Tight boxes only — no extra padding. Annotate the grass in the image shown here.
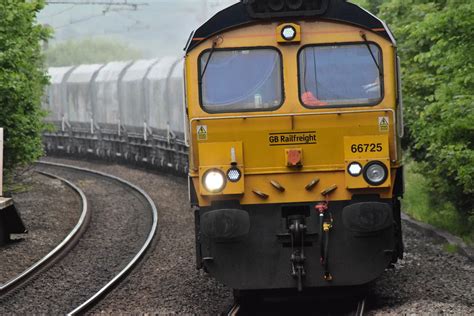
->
[402,161,473,245]
[442,243,459,254]
[3,170,34,196]
[4,182,31,195]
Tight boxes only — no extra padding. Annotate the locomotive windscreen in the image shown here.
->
[299,43,383,107]
[199,48,283,113]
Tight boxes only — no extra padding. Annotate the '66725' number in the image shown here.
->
[351,143,383,153]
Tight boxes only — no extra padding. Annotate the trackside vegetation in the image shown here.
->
[45,38,143,67]
[353,0,473,242]
[0,1,51,179]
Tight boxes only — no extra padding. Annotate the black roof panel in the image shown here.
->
[186,0,394,53]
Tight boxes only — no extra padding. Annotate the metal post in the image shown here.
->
[144,122,147,142]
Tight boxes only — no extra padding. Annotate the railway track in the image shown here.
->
[0,171,89,295]
[227,296,367,316]
[0,161,158,315]
[355,298,366,316]
[3,158,471,314]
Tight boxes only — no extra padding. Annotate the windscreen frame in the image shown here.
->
[297,41,385,109]
[198,46,285,114]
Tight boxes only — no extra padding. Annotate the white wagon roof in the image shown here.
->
[147,57,180,80]
[95,61,132,83]
[121,59,158,82]
[49,66,75,84]
[67,64,104,84]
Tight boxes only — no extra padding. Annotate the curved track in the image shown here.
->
[0,171,89,296]
[0,161,159,315]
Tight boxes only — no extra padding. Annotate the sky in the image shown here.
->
[38,0,238,58]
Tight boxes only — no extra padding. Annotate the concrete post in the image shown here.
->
[0,127,27,245]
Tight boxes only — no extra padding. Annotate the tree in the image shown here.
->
[0,0,51,175]
[350,0,384,14]
[378,0,473,235]
[45,38,143,67]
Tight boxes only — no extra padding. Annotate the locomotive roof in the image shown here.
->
[185,0,395,53]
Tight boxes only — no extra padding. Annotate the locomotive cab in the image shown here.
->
[185,0,404,292]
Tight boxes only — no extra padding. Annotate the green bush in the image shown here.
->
[0,0,51,176]
[46,38,143,67]
[404,162,472,242]
[370,0,473,235]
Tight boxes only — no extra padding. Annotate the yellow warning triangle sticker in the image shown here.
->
[197,125,207,140]
[379,117,389,132]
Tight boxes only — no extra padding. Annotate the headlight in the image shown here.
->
[203,169,226,193]
[363,161,388,186]
[227,167,242,182]
[347,162,363,177]
[281,25,297,41]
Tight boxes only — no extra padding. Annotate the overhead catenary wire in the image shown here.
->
[43,5,76,18]
[46,0,148,6]
[55,13,108,29]
[46,0,228,6]
[42,0,232,47]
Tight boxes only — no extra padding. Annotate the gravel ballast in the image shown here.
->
[368,220,473,315]
[43,158,472,315]
[3,157,472,314]
[0,172,81,283]
[43,157,232,315]
[0,164,153,314]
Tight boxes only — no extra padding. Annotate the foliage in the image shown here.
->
[350,0,383,14]
[0,0,51,176]
[442,243,459,254]
[404,162,472,243]
[45,38,143,67]
[377,0,473,229]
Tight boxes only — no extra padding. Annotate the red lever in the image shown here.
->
[315,202,328,214]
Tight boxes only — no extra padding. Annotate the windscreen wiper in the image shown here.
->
[360,32,383,76]
[198,39,218,86]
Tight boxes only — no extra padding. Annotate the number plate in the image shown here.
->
[344,135,389,159]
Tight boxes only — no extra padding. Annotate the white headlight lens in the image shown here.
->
[281,26,296,41]
[364,162,387,185]
[348,162,363,176]
[227,167,242,182]
[203,169,226,193]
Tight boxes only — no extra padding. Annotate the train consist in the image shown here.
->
[43,57,188,172]
[43,0,405,301]
[186,0,404,296]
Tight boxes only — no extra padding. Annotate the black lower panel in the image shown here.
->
[197,199,396,290]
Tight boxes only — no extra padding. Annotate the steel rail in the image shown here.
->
[227,297,366,315]
[35,161,159,315]
[227,303,240,316]
[355,298,366,316]
[0,171,89,296]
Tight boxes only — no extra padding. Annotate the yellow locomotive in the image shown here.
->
[185,0,404,292]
